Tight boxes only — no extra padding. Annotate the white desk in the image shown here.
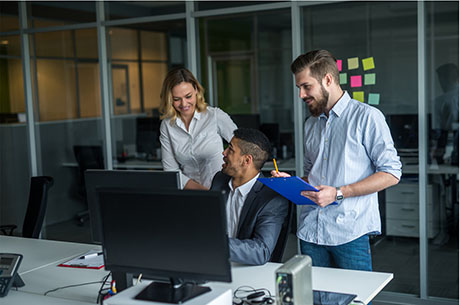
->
[403,163,458,175]
[106,263,392,305]
[8,290,95,305]
[63,159,163,170]
[64,158,297,172]
[2,236,392,305]
[0,236,108,304]
[0,235,100,275]
[262,158,296,172]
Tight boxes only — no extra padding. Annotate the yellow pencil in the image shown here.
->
[273,158,279,173]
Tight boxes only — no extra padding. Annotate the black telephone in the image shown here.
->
[0,253,25,297]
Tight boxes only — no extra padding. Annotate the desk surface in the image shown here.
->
[64,158,458,176]
[2,236,392,305]
[403,163,458,175]
[8,291,95,305]
[63,158,297,172]
[0,235,99,275]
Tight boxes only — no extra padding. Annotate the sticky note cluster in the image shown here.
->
[336,56,380,104]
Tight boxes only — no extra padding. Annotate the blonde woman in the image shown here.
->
[159,67,237,190]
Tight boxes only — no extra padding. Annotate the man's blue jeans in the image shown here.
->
[299,234,372,271]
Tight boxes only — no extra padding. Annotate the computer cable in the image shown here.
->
[44,277,106,297]
[96,272,112,304]
[233,285,274,305]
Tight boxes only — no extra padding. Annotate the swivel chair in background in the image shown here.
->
[0,176,54,238]
[73,145,105,224]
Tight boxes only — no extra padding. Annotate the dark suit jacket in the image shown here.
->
[210,171,289,265]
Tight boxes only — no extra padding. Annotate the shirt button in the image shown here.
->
[325,138,328,142]
[324,157,327,160]
[322,176,325,179]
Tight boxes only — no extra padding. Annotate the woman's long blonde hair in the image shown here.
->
[159,67,207,121]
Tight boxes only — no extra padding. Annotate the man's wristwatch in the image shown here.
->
[335,187,344,201]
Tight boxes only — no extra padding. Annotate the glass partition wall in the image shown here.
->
[108,20,186,165]
[426,1,459,300]
[199,9,294,163]
[0,1,457,303]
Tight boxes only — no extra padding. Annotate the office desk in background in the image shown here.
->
[2,236,392,305]
[62,159,163,170]
[63,158,296,172]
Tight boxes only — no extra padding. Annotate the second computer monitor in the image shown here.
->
[84,169,180,243]
[97,188,231,303]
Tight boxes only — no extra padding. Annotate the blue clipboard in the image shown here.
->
[257,176,337,206]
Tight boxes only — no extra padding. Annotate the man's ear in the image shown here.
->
[323,73,334,87]
[243,154,253,167]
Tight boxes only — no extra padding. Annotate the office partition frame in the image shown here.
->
[6,1,456,304]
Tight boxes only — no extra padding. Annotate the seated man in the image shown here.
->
[210,128,289,265]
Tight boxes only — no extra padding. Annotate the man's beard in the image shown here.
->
[307,85,329,117]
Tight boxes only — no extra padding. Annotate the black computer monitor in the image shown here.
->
[84,170,180,243]
[260,123,280,151]
[230,114,260,130]
[96,188,231,303]
[136,117,160,159]
[386,114,418,149]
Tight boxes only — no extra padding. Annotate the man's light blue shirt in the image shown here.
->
[297,91,402,246]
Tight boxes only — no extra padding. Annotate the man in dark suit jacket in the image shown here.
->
[210,128,289,265]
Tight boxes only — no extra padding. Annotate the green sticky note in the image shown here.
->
[348,57,359,70]
[362,57,375,70]
[364,73,376,85]
[368,93,380,105]
[353,91,365,103]
[340,73,347,85]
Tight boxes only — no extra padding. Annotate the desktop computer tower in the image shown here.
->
[276,255,313,305]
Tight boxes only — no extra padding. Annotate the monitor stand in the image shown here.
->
[134,278,211,304]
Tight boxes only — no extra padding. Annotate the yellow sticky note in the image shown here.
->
[362,57,375,71]
[339,73,347,85]
[353,91,365,103]
[348,57,359,70]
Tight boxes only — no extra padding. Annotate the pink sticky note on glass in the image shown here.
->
[350,75,362,87]
[337,60,342,71]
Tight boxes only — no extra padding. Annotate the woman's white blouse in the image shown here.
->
[160,107,237,189]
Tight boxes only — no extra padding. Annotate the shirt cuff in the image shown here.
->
[179,172,190,189]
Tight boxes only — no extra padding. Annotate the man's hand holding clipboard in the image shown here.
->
[267,170,338,207]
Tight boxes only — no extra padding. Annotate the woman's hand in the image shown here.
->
[184,179,209,190]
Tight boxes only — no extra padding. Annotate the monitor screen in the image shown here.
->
[260,123,280,150]
[136,117,160,157]
[84,170,180,243]
[386,114,418,149]
[96,188,231,302]
[230,114,260,130]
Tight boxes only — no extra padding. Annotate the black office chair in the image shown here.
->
[270,201,294,263]
[73,145,105,224]
[0,176,54,238]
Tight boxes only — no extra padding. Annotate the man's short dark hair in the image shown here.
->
[233,128,271,171]
[291,49,340,85]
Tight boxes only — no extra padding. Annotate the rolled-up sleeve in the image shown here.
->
[364,108,402,180]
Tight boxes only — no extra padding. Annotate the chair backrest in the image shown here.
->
[73,145,105,196]
[22,176,54,238]
[270,201,294,263]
